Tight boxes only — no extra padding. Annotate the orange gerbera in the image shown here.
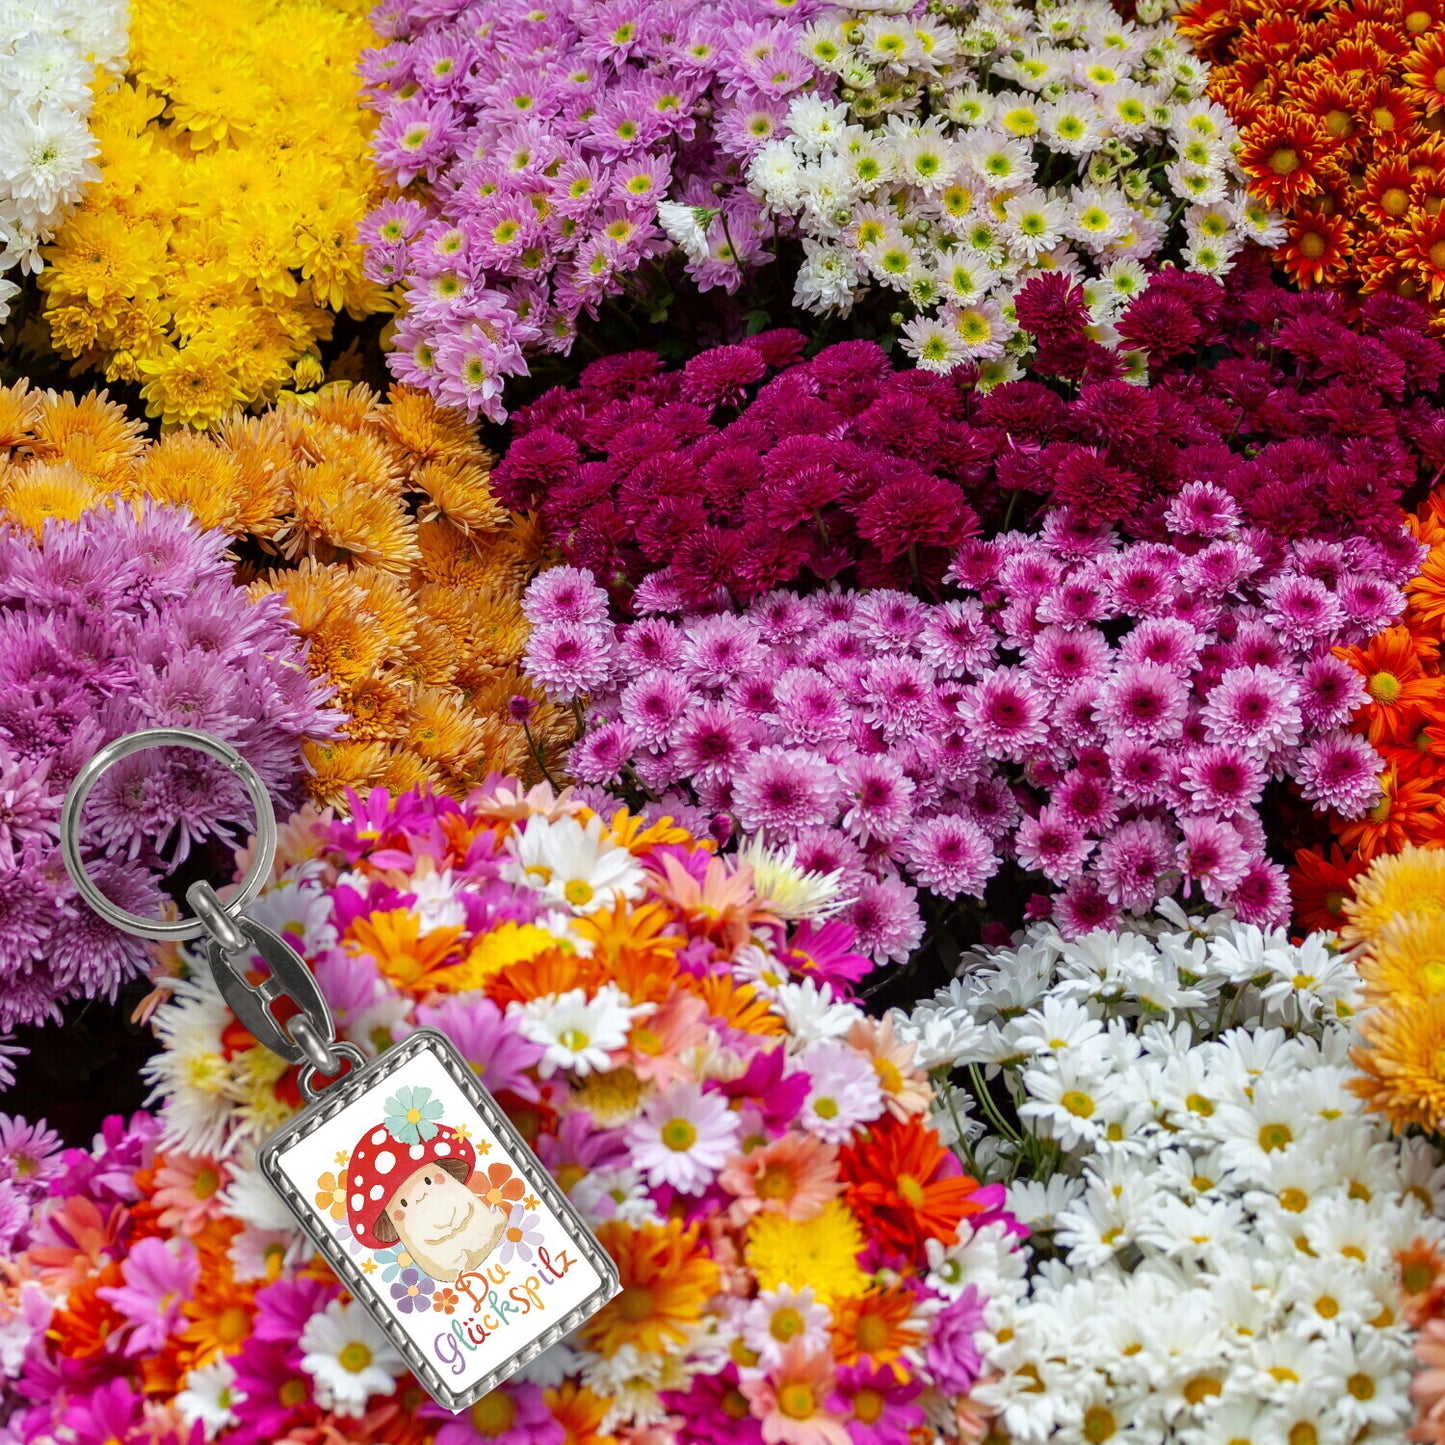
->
[580,1219,720,1358]
[688,975,786,1036]
[1237,108,1340,209]
[830,1284,926,1373]
[344,908,465,992]
[1290,846,1368,934]
[1336,766,1445,861]
[1337,627,1445,747]
[545,1381,617,1445]
[838,1115,986,1260]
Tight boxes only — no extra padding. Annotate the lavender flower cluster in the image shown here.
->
[522,512,1413,952]
[0,505,338,1032]
[361,0,816,421]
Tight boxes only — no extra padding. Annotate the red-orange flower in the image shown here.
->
[838,1115,984,1260]
[1403,32,1445,114]
[1237,108,1341,208]
[1338,627,1445,748]
[1337,766,1445,861]
[1291,846,1369,935]
[1279,208,1352,287]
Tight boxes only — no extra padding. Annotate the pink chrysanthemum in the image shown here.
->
[902,815,998,900]
[732,746,840,838]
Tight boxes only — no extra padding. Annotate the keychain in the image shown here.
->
[59,726,620,1413]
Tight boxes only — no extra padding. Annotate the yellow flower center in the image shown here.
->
[1278,1187,1308,1212]
[1258,1122,1293,1152]
[661,1117,698,1152]
[279,1379,309,1408]
[616,1286,655,1323]
[1299,231,1327,260]
[558,1027,591,1052]
[564,879,595,907]
[1347,1373,1375,1400]
[756,1163,796,1201]
[1368,670,1403,704]
[193,1166,220,1199]
[469,1392,518,1437]
[1185,1093,1214,1116]
[814,1097,839,1120]
[1315,1295,1339,1318]
[770,1306,805,1341]
[778,1383,816,1420]
[1269,148,1300,175]
[853,1388,885,1425]
[338,1341,373,1373]
[898,1174,926,1209]
[1182,1375,1223,1405]
[217,1306,249,1346]
[1083,1406,1117,1442]
[723,1388,752,1420]
[856,1312,891,1354]
[1061,1089,1095,1118]
[1290,1426,1319,1445]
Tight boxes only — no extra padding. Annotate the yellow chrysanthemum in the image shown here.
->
[0,462,108,535]
[1359,913,1445,1007]
[745,1200,869,1305]
[1351,996,1445,1132]
[40,0,393,425]
[1342,846,1445,949]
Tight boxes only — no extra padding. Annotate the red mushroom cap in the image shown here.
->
[345,1120,477,1250]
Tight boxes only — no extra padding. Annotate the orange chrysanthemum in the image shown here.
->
[1180,0,1445,324]
[580,1219,721,1358]
[1237,108,1340,209]
[838,1115,986,1259]
[830,1285,926,1374]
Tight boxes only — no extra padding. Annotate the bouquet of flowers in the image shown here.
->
[899,904,1445,1443]
[0,780,1024,1444]
[0,378,568,806]
[743,0,1276,370]
[359,0,815,422]
[1177,0,1445,307]
[0,0,126,323]
[37,0,391,427]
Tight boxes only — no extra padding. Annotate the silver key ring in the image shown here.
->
[59,727,279,942]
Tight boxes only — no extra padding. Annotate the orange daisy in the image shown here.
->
[545,1381,617,1445]
[830,1284,926,1374]
[838,1115,986,1260]
[1336,627,1445,748]
[1337,766,1445,861]
[1279,208,1353,288]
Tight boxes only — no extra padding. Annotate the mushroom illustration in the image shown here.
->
[346,1108,509,1284]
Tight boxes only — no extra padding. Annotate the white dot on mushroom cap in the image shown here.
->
[352,1175,363,1187]
[375,1150,396,1176]
[409,1144,425,1160]
[369,1184,384,1201]
[351,1193,364,1210]
[435,1142,452,1156]
[371,1129,387,1146]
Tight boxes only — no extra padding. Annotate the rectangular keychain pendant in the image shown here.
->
[259,1027,620,1412]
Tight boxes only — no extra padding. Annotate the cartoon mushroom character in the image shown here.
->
[346,1093,509,1284]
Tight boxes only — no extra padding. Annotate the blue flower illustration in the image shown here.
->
[382,1084,443,1144]
[372,1243,421,1282]
[390,1268,435,1314]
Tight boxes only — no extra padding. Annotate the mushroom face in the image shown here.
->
[383,1163,508,1282]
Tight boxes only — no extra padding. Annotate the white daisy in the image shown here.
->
[514,983,650,1077]
[299,1299,405,1417]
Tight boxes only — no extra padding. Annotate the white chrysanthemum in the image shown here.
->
[142,974,239,1156]
[299,1299,405,1417]
[0,0,126,313]
[656,200,713,264]
[793,236,859,312]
